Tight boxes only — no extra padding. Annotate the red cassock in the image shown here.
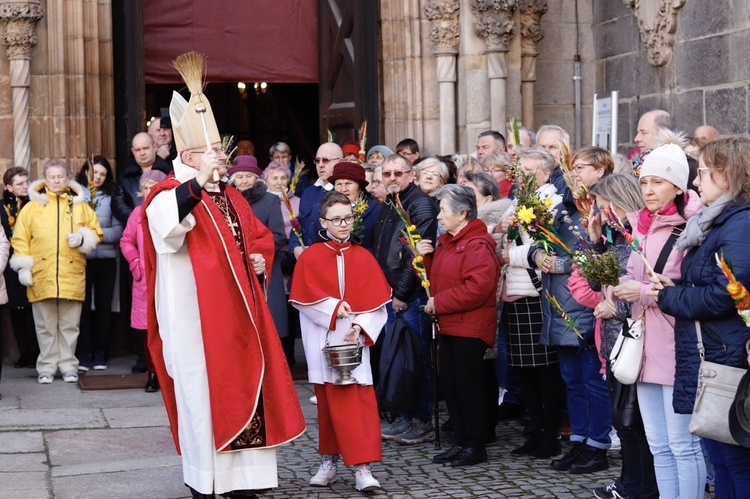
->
[142,177,305,454]
[289,239,392,321]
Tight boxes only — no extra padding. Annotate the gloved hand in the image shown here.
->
[18,268,32,287]
[129,258,143,281]
[66,232,83,248]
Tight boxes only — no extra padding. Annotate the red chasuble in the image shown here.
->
[142,177,305,453]
[289,239,392,328]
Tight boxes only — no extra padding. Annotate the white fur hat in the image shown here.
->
[639,130,689,192]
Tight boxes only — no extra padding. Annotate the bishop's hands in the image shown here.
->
[195,147,226,186]
[249,254,266,275]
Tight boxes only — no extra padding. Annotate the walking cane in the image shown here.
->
[430,313,441,450]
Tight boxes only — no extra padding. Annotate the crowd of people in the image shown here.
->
[2,87,750,498]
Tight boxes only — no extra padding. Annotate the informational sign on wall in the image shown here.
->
[592,91,619,155]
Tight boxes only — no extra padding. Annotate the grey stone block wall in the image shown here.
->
[533,1,750,152]
[590,0,750,151]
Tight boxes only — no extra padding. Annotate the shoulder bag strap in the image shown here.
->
[694,320,704,359]
[517,237,543,293]
[652,223,686,275]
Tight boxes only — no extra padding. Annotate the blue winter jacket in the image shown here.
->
[538,196,596,347]
[658,201,750,414]
[87,192,123,260]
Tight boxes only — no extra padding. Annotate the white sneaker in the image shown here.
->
[62,371,79,383]
[310,395,318,405]
[37,373,53,384]
[310,459,337,486]
[354,463,381,492]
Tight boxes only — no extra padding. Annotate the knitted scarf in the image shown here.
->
[675,193,732,251]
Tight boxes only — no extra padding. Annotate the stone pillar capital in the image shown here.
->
[423,1,460,53]
[0,0,43,61]
[518,0,547,59]
[469,0,517,52]
[623,0,686,66]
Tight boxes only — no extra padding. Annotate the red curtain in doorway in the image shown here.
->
[143,0,318,84]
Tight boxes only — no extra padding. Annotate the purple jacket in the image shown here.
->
[620,191,702,386]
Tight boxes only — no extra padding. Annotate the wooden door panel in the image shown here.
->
[319,0,379,146]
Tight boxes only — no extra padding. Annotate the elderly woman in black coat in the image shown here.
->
[240,168,290,358]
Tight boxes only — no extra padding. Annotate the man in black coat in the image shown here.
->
[373,154,438,445]
[112,132,172,225]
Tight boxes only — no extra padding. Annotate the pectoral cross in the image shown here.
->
[226,218,239,237]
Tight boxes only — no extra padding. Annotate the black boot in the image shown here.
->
[145,372,159,393]
[433,444,464,463]
[568,445,609,474]
[450,446,488,467]
[550,441,585,470]
[13,354,29,369]
[219,491,259,498]
[511,430,542,456]
[531,430,561,459]
[187,485,215,498]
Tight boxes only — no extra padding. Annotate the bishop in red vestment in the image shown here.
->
[142,52,304,498]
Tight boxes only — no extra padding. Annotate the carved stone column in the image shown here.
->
[518,0,546,130]
[424,1,460,155]
[0,0,43,169]
[623,0,685,66]
[470,0,516,132]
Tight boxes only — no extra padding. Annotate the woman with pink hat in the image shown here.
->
[228,155,262,192]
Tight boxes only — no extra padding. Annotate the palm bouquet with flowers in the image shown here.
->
[558,141,594,227]
[351,194,368,240]
[82,157,99,211]
[599,205,656,276]
[507,116,522,150]
[281,158,308,248]
[716,252,750,327]
[387,194,430,294]
[506,167,573,257]
[561,211,623,287]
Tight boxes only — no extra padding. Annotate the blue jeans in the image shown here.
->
[703,438,750,499]
[637,382,706,499]
[557,346,611,449]
[494,322,521,405]
[385,293,433,422]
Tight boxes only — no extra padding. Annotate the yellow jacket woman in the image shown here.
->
[9,160,102,384]
[11,177,102,302]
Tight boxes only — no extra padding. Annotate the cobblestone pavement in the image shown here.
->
[279,383,621,499]
[0,355,624,498]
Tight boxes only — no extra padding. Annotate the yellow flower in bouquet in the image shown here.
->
[517,206,536,224]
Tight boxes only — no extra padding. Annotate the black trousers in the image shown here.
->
[438,334,488,449]
[10,307,37,358]
[77,258,117,357]
[513,364,565,437]
[606,362,658,498]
